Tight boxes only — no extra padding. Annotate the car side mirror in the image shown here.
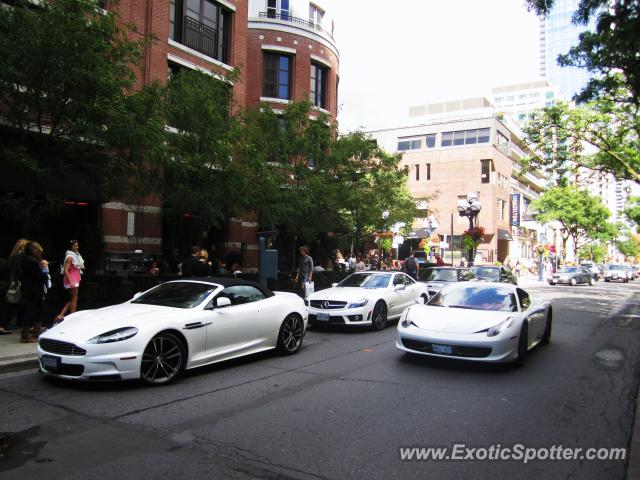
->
[332,283,338,287]
[216,297,232,308]
[394,284,406,291]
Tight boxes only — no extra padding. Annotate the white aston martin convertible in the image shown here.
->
[396,282,552,365]
[306,271,429,330]
[37,278,307,385]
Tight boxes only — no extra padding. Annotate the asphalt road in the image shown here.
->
[1,281,639,479]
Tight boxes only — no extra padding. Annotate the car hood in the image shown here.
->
[309,287,383,302]
[406,305,513,334]
[41,302,188,343]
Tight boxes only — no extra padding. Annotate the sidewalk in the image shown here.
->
[0,328,38,373]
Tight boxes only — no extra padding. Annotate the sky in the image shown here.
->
[334,0,541,133]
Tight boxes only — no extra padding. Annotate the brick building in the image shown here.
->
[368,97,546,265]
[99,0,339,270]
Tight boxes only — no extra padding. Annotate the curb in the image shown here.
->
[0,354,38,375]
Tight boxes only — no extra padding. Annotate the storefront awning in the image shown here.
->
[497,229,513,241]
[406,228,431,239]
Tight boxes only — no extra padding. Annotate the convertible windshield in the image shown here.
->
[428,286,518,312]
[338,273,392,289]
[131,282,217,308]
[421,269,457,282]
[472,267,500,279]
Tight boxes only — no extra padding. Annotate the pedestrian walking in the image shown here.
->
[0,238,29,334]
[54,240,85,323]
[21,242,49,342]
[403,253,419,280]
[181,246,203,277]
[355,255,366,272]
[295,246,314,297]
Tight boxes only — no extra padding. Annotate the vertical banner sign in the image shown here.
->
[511,194,521,226]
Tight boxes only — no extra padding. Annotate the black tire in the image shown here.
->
[541,308,552,345]
[548,281,555,285]
[276,314,304,355]
[370,301,388,331]
[140,332,186,386]
[515,323,528,367]
[605,278,610,282]
[570,278,577,286]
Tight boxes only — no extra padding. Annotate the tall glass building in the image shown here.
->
[539,0,594,100]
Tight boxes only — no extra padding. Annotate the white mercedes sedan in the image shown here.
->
[396,282,552,365]
[306,272,429,330]
[37,278,307,385]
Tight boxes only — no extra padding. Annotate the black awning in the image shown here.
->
[497,229,513,241]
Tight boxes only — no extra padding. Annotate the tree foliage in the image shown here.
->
[531,185,612,258]
[523,0,640,184]
[0,0,164,199]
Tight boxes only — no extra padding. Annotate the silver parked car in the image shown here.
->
[604,264,630,283]
[549,267,595,286]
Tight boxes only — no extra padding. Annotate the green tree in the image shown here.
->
[531,185,612,258]
[526,0,640,106]
[163,68,246,242]
[624,196,640,231]
[0,0,165,229]
[617,237,639,261]
[578,242,607,263]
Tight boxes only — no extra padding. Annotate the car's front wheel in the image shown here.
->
[570,278,577,286]
[541,308,552,345]
[370,301,387,331]
[515,323,528,367]
[589,277,595,286]
[276,314,304,355]
[140,332,185,385]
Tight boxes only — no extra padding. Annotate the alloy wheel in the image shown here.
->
[370,302,387,331]
[278,315,304,354]
[141,333,184,385]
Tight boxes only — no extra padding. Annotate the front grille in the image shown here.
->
[309,300,348,310]
[39,339,87,356]
[401,338,492,358]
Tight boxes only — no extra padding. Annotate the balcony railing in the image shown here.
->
[258,12,334,40]
[183,16,222,61]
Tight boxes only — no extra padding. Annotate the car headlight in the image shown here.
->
[486,317,514,337]
[400,307,413,328]
[87,327,138,344]
[348,298,368,308]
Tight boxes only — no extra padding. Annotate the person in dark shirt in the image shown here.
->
[21,242,49,342]
[181,246,202,278]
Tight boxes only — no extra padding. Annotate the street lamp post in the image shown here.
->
[457,192,482,266]
[537,245,545,282]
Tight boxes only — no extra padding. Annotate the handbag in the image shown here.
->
[5,279,23,304]
[304,281,315,298]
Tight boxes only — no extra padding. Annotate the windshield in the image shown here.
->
[608,265,623,270]
[561,267,578,273]
[428,285,518,312]
[473,267,500,279]
[131,282,217,308]
[421,269,457,282]
[338,273,391,289]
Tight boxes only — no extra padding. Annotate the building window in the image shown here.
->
[497,199,505,221]
[441,128,490,147]
[170,0,231,64]
[263,53,292,99]
[267,0,290,20]
[481,159,493,184]
[415,164,420,181]
[426,163,431,180]
[497,131,509,154]
[545,91,554,99]
[309,3,324,26]
[310,63,327,108]
[425,134,436,148]
[397,138,421,151]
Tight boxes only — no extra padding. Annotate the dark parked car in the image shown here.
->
[549,266,594,286]
[419,267,475,297]
[470,265,518,285]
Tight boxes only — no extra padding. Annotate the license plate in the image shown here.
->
[432,344,453,355]
[42,355,60,370]
[317,313,330,321]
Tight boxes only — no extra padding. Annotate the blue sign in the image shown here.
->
[511,194,521,226]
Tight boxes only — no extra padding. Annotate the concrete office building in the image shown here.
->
[368,98,546,265]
